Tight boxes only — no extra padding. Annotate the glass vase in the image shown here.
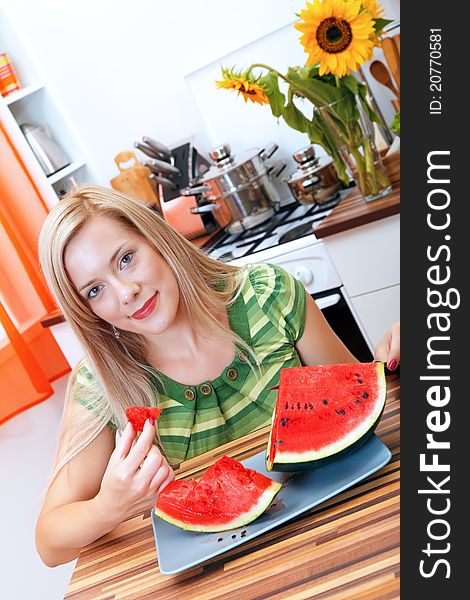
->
[318,97,392,203]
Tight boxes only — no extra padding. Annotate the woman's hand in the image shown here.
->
[374,321,400,371]
[95,418,174,522]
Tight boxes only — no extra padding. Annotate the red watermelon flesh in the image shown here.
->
[155,455,282,532]
[267,362,386,471]
[126,406,162,432]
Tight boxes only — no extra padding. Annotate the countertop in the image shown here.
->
[314,157,400,239]
[64,375,400,600]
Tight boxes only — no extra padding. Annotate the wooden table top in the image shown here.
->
[315,162,400,239]
[65,375,399,600]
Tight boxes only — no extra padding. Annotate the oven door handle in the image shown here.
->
[315,293,341,310]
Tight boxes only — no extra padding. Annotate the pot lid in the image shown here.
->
[284,156,334,183]
[195,144,264,183]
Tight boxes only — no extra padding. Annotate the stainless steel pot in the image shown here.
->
[284,145,341,205]
[181,143,285,230]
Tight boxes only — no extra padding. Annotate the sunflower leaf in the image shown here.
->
[286,67,350,108]
[357,83,381,124]
[373,18,393,37]
[282,100,310,133]
[340,75,359,96]
[259,71,285,118]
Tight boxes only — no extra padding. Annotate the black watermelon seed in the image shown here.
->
[280,418,289,427]
[277,440,284,444]
[322,399,328,405]
[241,531,247,537]
[218,538,223,542]
[291,404,294,410]
[341,409,346,415]
[231,534,236,539]
[304,403,308,409]
[357,379,363,384]
[285,402,289,410]
[355,373,360,377]
[309,403,313,409]
[297,402,301,409]
[362,391,369,398]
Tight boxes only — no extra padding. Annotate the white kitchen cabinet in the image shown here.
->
[323,215,400,345]
[0,7,96,209]
[349,284,400,349]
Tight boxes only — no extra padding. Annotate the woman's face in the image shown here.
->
[64,215,180,337]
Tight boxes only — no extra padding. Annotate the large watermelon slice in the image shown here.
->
[266,362,387,471]
[155,455,282,532]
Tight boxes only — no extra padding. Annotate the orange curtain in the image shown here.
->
[0,122,70,425]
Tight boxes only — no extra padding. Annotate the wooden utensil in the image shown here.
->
[381,37,400,91]
[110,151,162,211]
[369,60,400,100]
[393,33,400,56]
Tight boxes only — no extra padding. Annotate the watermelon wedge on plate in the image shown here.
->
[155,455,282,532]
[267,362,387,471]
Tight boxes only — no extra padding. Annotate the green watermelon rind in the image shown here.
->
[154,480,282,532]
[266,362,387,472]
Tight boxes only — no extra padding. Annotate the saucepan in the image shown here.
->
[284,145,341,205]
[181,143,286,226]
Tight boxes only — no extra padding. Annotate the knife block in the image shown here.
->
[111,151,161,211]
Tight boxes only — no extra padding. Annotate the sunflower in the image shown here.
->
[295,0,376,77]
[362,0,384,20]
[216,68,269,105]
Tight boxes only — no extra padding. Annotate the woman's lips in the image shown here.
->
[131,293,158,320]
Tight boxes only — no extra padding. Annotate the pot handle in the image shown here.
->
[258,143,279,160]
[266,160,287,178]
[181,185,210,196]
[190,203,220,214]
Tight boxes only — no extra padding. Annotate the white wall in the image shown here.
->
[2,0,400,186]
[0,376,76,600]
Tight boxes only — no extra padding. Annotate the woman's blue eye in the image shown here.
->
[120,252,133,268]
[87,285,101,299]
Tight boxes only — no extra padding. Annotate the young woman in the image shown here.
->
[35,185,397,567]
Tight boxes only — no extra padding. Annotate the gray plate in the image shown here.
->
[152,434,391,575]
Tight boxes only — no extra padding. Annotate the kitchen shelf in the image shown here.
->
[4,83,44,105]
[1,4,96,205]
[47,160,86,184]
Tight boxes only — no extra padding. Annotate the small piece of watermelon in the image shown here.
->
[266,362,387,471]
[126,406,162,432]
[155,455,282,532]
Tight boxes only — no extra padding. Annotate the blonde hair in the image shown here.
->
[39,185,250,476]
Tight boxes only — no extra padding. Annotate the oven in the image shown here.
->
[312,288,373,362]
[201,190,374,361]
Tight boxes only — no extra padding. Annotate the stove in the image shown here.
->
[200,187,375,361]
[201,192,343,262]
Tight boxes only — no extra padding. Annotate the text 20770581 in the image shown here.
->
[429,28,442,115]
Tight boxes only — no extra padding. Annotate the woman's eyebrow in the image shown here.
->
[78,244,125,292]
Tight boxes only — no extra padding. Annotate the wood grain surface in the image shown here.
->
[64,375,400,600]
[314,165,400,239]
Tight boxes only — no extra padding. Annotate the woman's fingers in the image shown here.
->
[386,324,400,369]
[150,463,174,495]
[138,445,163,485]
[113,422,136,461]
[124,419,157,472]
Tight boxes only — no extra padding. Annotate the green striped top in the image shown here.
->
[70,263,307,466]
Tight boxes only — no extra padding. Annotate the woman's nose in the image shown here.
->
[117,279,140,304]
